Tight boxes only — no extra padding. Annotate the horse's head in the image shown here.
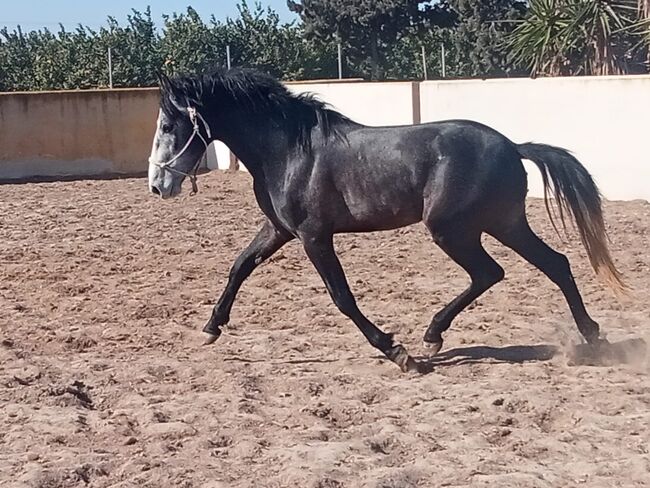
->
[148,72,211,199]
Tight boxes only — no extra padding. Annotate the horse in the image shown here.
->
[147,68,624,373]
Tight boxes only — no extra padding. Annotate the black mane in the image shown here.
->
[160,68,354,151]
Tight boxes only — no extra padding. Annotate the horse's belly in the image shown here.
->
[336,185,423,232]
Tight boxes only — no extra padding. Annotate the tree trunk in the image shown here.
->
[593,29,618,76]
[641,0,650,69]
[640,0,650,17]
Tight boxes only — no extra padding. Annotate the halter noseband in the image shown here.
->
[153,106,212,195]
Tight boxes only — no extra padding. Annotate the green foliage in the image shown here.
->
[0,8,161,91]
[288,0,431,79]
[444,0,528,77]
[1,0,649,92]
[510,0,650,76]
[102,8,162,87]
[0,26,38,91]
[224,1,314,79]
[160,7,223,76]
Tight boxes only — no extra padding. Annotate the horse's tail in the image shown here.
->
[517,142,626,294]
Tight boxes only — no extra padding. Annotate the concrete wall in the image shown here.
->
[287,81,420,125]
[420,75,650,201]
[0,88,160,179]
[2,76,648,201]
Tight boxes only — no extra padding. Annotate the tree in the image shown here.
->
[29,26,102,89]
[0,8,161,91]
[224,1,316,80]
[160,7,224,75]
[2,0,647,92]
[159,2,319,81]
[443,0,528,78]
[0,26,38,91]
[287,0,429,79]
[510,0,650,76]
[99,8,162,87]
[379,0,528,80]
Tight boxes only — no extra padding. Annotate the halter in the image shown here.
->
[153,106,212,195]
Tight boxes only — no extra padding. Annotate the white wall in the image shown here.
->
[419,75,650,200]
[3,77,647,202]
[287,81,419,126]
[206,141,236,171]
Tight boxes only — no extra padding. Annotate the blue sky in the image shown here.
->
[0,1,297,32]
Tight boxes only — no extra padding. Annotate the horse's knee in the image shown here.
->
[477,261,504,290]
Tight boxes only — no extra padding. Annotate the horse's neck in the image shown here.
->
[214,117,290,178]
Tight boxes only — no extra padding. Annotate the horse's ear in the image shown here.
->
[157,70,188,113]
[156,70,172,92]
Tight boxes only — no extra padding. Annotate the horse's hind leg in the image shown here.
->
[491,217,601,343]
[423,226,505,354]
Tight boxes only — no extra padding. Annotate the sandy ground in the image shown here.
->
[0,171,649,488]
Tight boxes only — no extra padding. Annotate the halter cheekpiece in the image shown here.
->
[153,106,212,195]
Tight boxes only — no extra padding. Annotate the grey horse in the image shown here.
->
[147,68,623,372]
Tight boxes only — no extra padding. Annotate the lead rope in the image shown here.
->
[154,106,212,196]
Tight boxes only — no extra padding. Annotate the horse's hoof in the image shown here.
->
[423,339,444,356]
[202,330,221,346]
[389,345,419,373]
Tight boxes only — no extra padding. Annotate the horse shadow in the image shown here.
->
[410,337,647,373]
[412,344,559,373]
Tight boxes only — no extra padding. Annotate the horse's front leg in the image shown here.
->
[203,220,293,344]
[301,233,417,373]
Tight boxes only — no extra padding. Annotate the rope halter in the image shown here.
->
[153,106,212,195]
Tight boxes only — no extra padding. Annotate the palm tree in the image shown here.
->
[509,0,573,76]
[510,0,650,76]
[640,0,650,17]
[572,0,638,75]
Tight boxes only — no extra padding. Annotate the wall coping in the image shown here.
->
[420,73,650,86]
[0,87,159,97]
[3,73,650,96]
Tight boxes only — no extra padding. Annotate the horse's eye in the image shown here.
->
[161,123,173,134]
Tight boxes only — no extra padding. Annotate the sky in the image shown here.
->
[0,0,297,32]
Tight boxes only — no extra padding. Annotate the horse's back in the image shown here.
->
[339,120,525,230]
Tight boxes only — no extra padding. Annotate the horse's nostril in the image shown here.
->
[151,185,161,196]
